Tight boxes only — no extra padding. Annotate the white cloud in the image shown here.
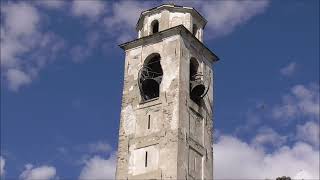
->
[292,84,320,116]
[72,141,114,167]
[106,1,150,28]
[71,0,106,19]
[79,153,116,180]
[0,156,5,177]
[104,1,154,42]
[214,135,319,179]
[73,141,112,154]
[6,69,32,91]
[294,169,315,179]
[20,164,57,180]
[297,121,320,148]
[225,83,319,178]
[1,2,65,91]
[280,62,297,77]
[272,83,319,121]
[1,2,39,68]
[1,1,271,90]
[199,0,269,38]
[88,141,112,154]
[102,0,269,42]
[1,2,39,36]
[0,30,24,67]
[251,127,287,148]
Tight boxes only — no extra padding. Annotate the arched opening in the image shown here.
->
[192,24,198,36]
[190,58,199,81]
[138,53,163,101]
[151,20,159,34]
[189,57,205,104]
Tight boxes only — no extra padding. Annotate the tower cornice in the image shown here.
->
[120,25,219,63]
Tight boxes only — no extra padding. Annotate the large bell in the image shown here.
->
[141,78,160,100]
[190,80,206,101]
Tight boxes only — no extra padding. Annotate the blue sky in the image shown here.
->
[0,0,319,179]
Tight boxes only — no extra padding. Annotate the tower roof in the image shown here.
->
[136,4,207,31]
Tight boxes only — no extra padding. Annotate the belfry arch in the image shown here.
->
[138,53,163,101]
[189,57,207,104]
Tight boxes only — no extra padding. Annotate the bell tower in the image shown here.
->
[116,4,219,180]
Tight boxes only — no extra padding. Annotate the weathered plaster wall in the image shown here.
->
[116,35,182,179]
[176,34,214,180]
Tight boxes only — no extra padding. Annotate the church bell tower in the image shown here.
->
[116,4,219,180]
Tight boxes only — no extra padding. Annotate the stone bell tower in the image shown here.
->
[116,4,219,180]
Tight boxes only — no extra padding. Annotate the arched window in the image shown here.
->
[192,24,198,36]
[138,53,163,101]
[151,20,159,34]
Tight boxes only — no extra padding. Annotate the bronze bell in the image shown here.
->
[141,78,159,99]
[190,79,206,101]
[140,75,162,100]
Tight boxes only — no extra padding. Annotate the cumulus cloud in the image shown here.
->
[71,0,106,19]
[294,170,315,179]
[79,153,116,180]
[1,2,39,67]
[105,1,150,28]
[216,82,319,179]
[6,68,32,91]
[214,135,319,179]
[103,1,269,41]
[20,164,57,180]
[1,1,270,90]
[0,156,5,177]
[280,62,297,77]
[251,127,287,148]
[161,0,269,39]
[1,2,39,37]
[1,1,65,91]
[198,0,269,38]
[272,83,319,121]
[88,141,112,154]
[73,140,113,156]
[297,121,320,148]
[104,1,154,42]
